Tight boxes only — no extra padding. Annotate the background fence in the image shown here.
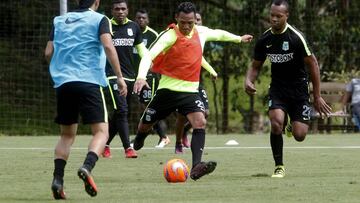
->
[0,0,359,135]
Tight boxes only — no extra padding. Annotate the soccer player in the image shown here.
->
[244,0,332,178]
[45,0,127,199]
[174,11,210,154]
[132,2,253,180]
[134,8,171,148]
[102,0,149,158]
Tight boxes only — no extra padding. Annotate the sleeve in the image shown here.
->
[99,16,111,36]
[134,23,143,46]
[253,38,266,61]
[296,31,312,57]
[49,26,54,41]
[346,80,354,92]
[199,26,242,43]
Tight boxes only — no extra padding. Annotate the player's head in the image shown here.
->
[78,0,99,10]
[195,11,202,26]
[112,0,129,24]
[270,0,289,33]
[175,2,197,36]
[135,9,149,29]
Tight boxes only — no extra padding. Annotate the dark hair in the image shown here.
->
[78,0,96,9]
[112,0,128,6]
[175,2,197,15]
[272,0,289,10]
[136,8,148,15]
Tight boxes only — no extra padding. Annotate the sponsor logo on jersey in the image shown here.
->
[113,38,135,46]
[127,28,133,36]
[267,53,294,63]
[282,41,289,51]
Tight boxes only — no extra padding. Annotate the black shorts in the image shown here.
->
[198,86,209,110]
[55,81,107,125]
[105,78,134,114]
[268,94,311,124]
[139,73,159,104]
[141,89,205,124]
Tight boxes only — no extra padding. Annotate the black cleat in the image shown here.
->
[51,177,66,200]
[190,161,217,181]
[133,134,148,150]
[77,166,97,197]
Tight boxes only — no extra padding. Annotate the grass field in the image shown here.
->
[1,134,360,203]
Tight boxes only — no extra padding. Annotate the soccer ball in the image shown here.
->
[163,159,190,183]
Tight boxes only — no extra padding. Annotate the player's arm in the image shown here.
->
[100,17,127,96]
[135,43,150,59]
[244,59,264,95]
[199,26,253,43]
[133,29,176,94]
[201,56,217,78]
[44,26,54,63]
[305,55,331,117]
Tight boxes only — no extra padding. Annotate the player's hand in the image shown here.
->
[313,97,332,118]
[244,79,256,95]
[241,34,253,43]
[133,79,150,95]
[117,77,127,96]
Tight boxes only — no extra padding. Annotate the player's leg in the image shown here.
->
[154,120,170,148]
[288,99,311,142]
[133,89,172,150]
[52,124,77,200]
[175,113,187,153]
[77,83,108,197]
[269,108,286,178]
[186,111,217,180]
[51,82,80,199]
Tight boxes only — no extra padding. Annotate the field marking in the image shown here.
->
[1,146,360,150]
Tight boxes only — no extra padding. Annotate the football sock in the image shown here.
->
[83,151,98,172]
[270,132,283,166]
[191,128,205,167]
[53,159,66,181]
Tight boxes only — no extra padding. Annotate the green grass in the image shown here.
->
[0,134,360,203]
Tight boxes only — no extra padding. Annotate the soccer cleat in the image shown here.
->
[51,177,66,200]
[155,136,171,148]
[102,145,112,158]
[77,166,98,197]
[125,147,138,158]
[175,143,183,154]
[271,165,285,178]
[133,134,148,150]
[190,161,217,181]
[182,134,190,148]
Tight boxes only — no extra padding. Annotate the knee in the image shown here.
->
[293,130,307,142]
[270,121,283,135]
[137,122,153,133]
[191,117,206,129]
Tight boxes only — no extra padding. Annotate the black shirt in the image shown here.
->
[254,24,312,86]
[105,18,143,80]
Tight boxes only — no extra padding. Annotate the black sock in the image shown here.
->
[270,132,283,166]
[83,151,98,172]
[191,128,205,168]
[53,159,66,181]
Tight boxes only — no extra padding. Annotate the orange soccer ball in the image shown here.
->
[163,159,190,183]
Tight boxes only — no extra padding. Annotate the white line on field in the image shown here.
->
[1,146,360,150]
